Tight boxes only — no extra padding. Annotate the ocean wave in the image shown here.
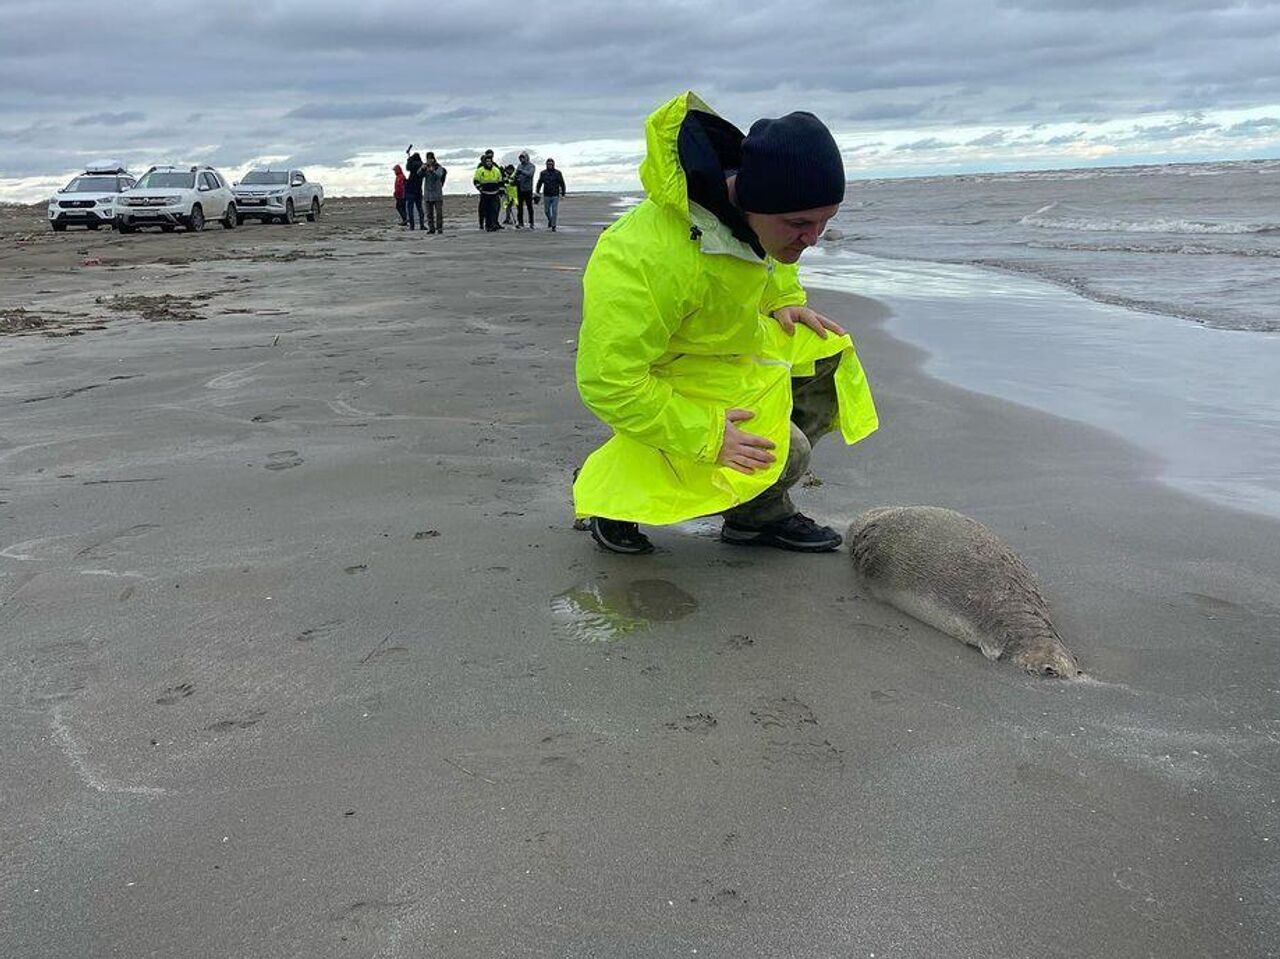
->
[962,257,1280,333]
[1022,215,1280,235]
[1019,204,1279,235]
[1026,239,1280,258]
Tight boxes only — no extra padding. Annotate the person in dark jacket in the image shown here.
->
[473,153,504,232]
[476,150,494,229]
[421,152,447,233]
[535,158,567,231]
[393,164,407,226]
[515,152,537,228]
[404,152,427,230]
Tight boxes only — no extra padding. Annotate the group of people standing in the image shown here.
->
[392,148,566,233]
[473,150,567,232]
[393,150,447,232]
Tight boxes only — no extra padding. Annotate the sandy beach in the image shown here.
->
[2,194,1277,957]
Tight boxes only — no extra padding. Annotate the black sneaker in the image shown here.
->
[721,512,842,552]
[589,517,654,555]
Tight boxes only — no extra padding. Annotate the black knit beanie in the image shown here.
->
[735,111,845,214]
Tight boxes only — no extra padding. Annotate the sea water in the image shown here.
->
[803,160,1280,519]
[828,159,1280,333]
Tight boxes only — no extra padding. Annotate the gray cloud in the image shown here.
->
[896,137,955,152]
[74,111,146,125]
[425,107,499,124]
[287,101,421,121]
[1226,116,1280,136]
[1125,118,1221,141]
[0,0,1278,197]
[842,102,931,122]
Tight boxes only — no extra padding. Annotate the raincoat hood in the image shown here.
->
[638,91,762,256]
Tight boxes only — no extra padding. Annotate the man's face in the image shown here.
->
[546,161,555,169]
[483,158,493,168]
[745,204,840,263]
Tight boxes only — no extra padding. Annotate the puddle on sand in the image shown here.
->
[550,578,699,643]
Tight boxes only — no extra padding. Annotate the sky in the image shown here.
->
[2,0,1279,201]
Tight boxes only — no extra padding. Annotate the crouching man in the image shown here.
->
[574,91,878,555]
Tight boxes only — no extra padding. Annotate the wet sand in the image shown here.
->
[1,195,1277,957]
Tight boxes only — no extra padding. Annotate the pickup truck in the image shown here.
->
[231,169,324,225]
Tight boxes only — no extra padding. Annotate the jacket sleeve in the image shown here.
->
[577,233,725,463]
[760,260,808,314]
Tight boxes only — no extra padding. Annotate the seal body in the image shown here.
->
[848,506,1081,678]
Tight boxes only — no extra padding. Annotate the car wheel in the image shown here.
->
[236,214,245,226]
[51,222,67,232]
[187,205,205,232]
[307,197,321,222]
[161,225,176,233]
[222,202,237,229]
[117,221,136,234]
[283,198,296,225]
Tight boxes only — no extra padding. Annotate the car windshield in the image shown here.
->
[65,176,119,193]
[241,171,289,185]
[136,171,195,189]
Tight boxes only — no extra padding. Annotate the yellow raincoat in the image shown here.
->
[573,91,878,524]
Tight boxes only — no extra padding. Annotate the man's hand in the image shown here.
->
[772,306,846,339]
[717,409,775,474]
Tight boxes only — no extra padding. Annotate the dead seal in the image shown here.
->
[848,506,1082,678]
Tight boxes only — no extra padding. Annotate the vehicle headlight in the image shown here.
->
[98,198,113,206]
[270,189,287,196]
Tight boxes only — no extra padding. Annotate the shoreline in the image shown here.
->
[804,248,1280,521]
[1,194,1277,957]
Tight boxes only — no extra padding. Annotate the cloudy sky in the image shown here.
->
[2,0,1279,201]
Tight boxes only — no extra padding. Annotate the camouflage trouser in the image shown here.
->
[722,354,841,528]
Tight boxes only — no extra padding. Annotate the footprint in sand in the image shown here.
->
[750,696,843,771]
[750,696,818,730]
[717,634,754,654]
[156,682,195,705]
[205,710,266,732]
[264,450,303,471]
[689,879,749,912]
[295,619,344,642]
[664,712,718,735]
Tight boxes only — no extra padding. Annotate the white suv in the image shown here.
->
[116,164,238,233]
[47,162,135,231]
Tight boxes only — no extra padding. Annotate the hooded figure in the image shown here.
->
[514,153,537,228]
[392,164,407,225]
[573,91,877,544]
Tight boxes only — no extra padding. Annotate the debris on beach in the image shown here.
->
[96,293,215,322]
[1,307,106,338]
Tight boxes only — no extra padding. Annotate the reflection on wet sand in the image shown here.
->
[550,578,698,643]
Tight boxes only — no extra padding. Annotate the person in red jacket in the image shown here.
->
[393,164,407,226]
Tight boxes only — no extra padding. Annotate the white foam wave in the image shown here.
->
[1019,212,1279,235]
